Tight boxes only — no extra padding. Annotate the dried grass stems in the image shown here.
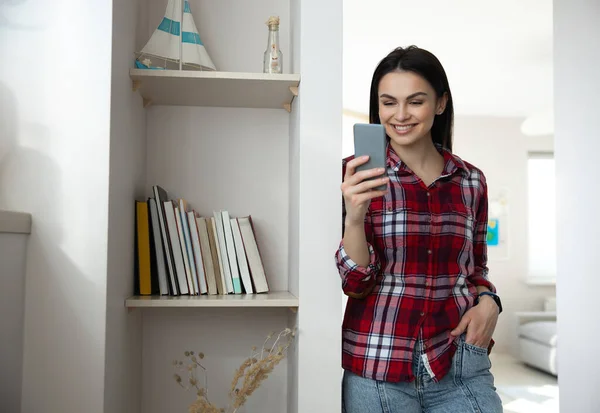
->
[173,327,296,413]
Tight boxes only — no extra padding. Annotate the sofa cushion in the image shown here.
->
[518,321,557,347]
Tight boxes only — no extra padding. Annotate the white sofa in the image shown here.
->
[518,320,558,376]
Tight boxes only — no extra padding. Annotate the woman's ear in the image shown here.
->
[437,92,448,114]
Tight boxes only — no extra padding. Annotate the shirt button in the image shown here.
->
[426,192,430,197]
[387,207,392,212]
[420,312,425,317]
[427,249,432,255]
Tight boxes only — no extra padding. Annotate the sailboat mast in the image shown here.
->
[179,0,183,70]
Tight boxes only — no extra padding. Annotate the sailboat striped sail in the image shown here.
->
[135,0,216,71]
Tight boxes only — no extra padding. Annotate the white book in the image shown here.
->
[237,216,269,293]
[213,211,233,293]
[208,217,225,295]
[231,217,253,294]
[187,211,208,294]
[178,200,199,295]
[174,205,196,294]
[221,211,242,294]
[163,201,189,294]
[196,216,217,295]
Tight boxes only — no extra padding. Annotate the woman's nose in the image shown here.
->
[394,105,410,122]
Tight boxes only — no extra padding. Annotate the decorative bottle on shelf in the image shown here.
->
[263,16,283,74]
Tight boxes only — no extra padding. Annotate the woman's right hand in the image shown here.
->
[341,156,389,227]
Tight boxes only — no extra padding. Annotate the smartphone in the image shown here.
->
[353,123,387,191]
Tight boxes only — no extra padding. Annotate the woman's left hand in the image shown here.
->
[450,296,499,348]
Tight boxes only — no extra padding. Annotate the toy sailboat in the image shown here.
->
[135,0,216,71]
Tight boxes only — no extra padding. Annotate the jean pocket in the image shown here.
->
[459,336,492,378]
[463,341,489,355]
[459,333,490,355]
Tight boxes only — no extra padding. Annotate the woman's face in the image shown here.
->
[377,70,446,149]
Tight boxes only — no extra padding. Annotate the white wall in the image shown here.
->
[295,0,343,411]
[0,1,112,412]
[104,0,147,412]
[453,116,556,356]
[287,1,301,411]
[342,111,368,157]
[554,1,600,411]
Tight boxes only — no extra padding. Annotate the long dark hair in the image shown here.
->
[369,45,454,151]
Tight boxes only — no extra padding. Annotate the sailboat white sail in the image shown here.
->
[135,0,216,71]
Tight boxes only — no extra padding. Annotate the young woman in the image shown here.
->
[335,46,503,412]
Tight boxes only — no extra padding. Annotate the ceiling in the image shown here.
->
[343,0,553,123]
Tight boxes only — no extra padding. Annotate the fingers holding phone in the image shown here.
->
[341,123,389,226]
[344,155,389,192]
[341,155,389,226]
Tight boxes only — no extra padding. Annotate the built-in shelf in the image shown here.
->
[130,69,300,111]
[125,291,298,309]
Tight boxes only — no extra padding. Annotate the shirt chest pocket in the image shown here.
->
[432,203,476,241]
[369,201,413,249]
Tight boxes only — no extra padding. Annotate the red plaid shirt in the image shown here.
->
[335,143,496,383]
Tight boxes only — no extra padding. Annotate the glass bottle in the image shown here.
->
[263,16,283,74]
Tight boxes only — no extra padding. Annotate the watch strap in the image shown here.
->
[478,291,503,314]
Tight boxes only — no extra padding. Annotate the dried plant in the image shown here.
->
[173,327,296,413]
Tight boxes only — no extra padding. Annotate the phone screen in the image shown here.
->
[353,123,387,191]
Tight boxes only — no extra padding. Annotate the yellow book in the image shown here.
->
[136,201,152,295]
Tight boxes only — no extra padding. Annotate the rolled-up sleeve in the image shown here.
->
[470,172,497,294]
[335,240,380,297]
[336,157,381,298]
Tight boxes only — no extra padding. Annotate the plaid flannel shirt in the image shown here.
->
[335,144,496,383]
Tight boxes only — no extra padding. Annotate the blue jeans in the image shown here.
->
[342,334,503,413]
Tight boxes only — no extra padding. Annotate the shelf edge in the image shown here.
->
[125,292,299,309]
[129,68,301,83]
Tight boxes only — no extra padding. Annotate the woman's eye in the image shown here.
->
[382,102,395,106]
[410,101,423,105]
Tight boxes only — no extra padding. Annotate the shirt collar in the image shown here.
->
[386,141,470,177]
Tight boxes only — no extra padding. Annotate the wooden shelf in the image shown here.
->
[130,69,300,110]
[125,291,298,309]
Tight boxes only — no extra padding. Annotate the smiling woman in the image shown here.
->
[369,47,453,153]
[336,46,503,413]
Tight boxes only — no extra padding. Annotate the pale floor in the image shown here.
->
[490,352,558,413]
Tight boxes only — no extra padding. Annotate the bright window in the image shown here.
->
[527,152,556,284]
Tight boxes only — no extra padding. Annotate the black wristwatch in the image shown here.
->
[477,291,503,314]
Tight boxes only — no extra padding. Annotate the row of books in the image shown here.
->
[134,185,269,296]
